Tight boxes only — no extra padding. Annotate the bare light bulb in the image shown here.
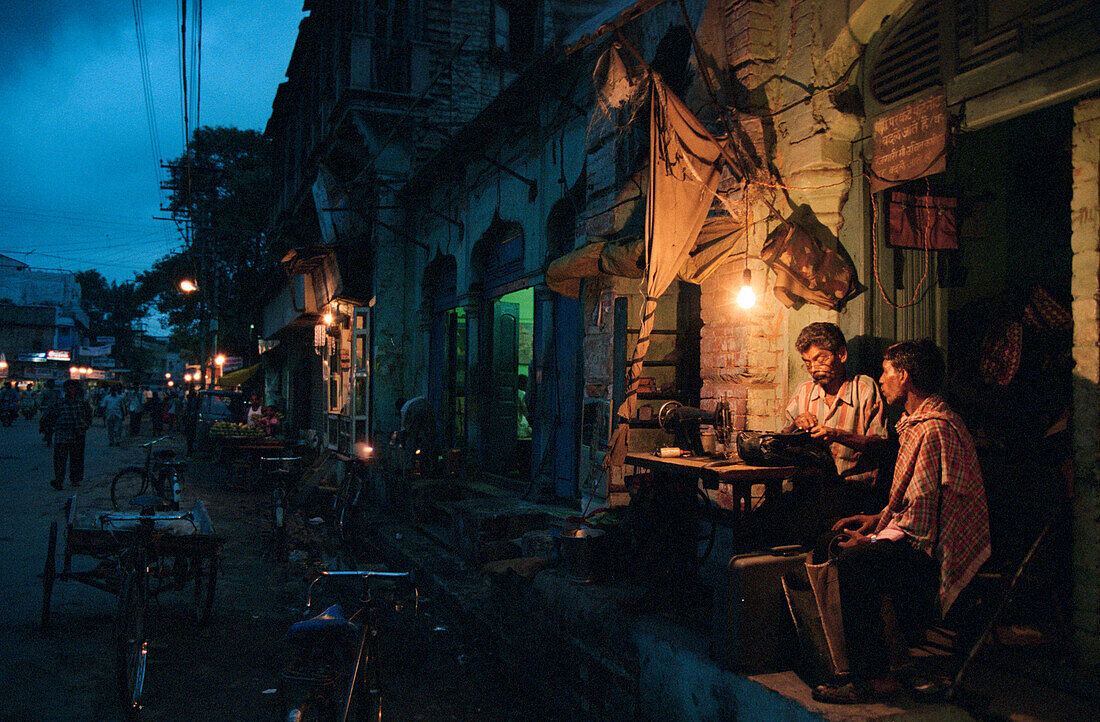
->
[736,268,756,309]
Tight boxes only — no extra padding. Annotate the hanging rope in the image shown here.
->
[866,176,933,309]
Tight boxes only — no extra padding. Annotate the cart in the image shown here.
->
[40,495,225,631]
[213,434,289,487]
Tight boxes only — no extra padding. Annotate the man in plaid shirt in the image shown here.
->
[42,379,92,490]
[813,339,991,704]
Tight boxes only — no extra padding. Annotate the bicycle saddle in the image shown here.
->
[287,604,357,644]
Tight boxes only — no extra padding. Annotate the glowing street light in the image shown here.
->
[214,354,226,367]
[179,279,199,293]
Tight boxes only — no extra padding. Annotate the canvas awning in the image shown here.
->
[216,363,261,390]
[546,214,745,299]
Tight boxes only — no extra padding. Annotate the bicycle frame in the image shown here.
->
[294,570,415,722]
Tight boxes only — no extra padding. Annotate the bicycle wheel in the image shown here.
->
[334,474,362,544]
[192,554,218,625]
[115,570,148,713]
[41,521,58,631]
[272,483,287,560]
[111,467,150,510]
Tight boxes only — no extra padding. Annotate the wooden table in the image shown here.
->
[624,452,809,592]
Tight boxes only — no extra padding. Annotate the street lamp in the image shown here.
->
[179,279,198,293]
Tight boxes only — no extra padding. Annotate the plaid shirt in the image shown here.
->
[49,397,92,444]
[876,395,991,613]
[784,374,887,484]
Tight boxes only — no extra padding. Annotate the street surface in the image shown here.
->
[0,413,525,721]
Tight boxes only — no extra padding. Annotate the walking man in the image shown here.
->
[126,384,144,436]
[43,379,92,490]
[102,386,124,446]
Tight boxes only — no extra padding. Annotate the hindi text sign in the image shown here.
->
[870,94,948,193]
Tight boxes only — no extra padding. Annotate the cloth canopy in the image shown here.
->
[604,67,734,468]
[216,363,261,390]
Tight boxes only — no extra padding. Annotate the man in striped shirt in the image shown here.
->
[813,339,991,704]
[783,323,888,515]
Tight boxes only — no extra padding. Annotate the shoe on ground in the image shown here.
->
[812,680,870,704]
[50,480,63,490]
[813,674,900,704]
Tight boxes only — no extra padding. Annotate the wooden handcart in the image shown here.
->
[212,434,289,487]
[41,496,225,631]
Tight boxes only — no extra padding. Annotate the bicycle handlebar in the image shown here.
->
[305,569,413,611]
[140,435,172,448]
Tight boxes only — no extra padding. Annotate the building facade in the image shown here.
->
[262,0,1100,659]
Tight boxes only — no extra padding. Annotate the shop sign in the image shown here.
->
[222,356,243,372]
[47,349,71,361]
[870,93,948,193]
[340,348,351,370]
[80,344,113,357]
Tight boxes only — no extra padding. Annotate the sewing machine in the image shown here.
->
[656,398,736,457]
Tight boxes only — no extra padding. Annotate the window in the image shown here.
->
[491,0,538,60]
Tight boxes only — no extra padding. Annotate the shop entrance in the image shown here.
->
[485,287,534,478]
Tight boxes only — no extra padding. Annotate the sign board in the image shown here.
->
[96,336,116,346]
[222,356,243,372]
[80,344,113,357]
[47,349,71,361]
[340,348,351,370]
[870,94,948,193]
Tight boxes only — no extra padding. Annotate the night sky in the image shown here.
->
[0,0,305,283]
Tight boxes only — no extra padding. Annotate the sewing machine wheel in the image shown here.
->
[657,401,683,432]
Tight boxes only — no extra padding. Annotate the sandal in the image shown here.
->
[812,680,871,704]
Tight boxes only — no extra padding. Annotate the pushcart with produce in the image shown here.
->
[209,421,288,487]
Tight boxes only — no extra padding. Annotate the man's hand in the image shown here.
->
[836,529,873,549]
[793,412,818,431]
[832,513,878,535]
[808,424,838,443]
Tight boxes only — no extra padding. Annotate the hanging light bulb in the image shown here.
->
[736,268,756,309]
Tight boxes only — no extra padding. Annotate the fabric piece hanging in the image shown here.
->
[761,221,860,310]
[887,192,958,250]
[605,72,727,467]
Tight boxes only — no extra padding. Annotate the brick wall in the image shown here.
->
[1071,97,1100,661]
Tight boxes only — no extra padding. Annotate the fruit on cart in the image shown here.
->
[209,421,266,438]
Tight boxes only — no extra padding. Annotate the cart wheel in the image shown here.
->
[193,555,218,626]
[115,571,147,714]
[40,521,58,632]
[112,467,150,510]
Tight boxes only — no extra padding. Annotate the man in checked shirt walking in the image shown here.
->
[813,339,991,704]
[42,379,92,490]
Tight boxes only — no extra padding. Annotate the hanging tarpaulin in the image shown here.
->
[604,71,728,467]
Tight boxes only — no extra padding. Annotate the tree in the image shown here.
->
[74,270,151,375]
[138,126,286,372]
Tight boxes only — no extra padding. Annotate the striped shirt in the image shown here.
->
[784,374,887,484]
[876,395,991,613]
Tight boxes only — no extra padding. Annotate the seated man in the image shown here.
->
[783,322,887,516]
[814,339,991,703]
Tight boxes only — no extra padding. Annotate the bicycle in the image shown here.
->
[332,458,369,547]
[282,569,415,722]
[95,502,222,716]
[261,454,304,560]
[111,435,186,511]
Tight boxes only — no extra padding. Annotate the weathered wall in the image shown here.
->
[1071,96,1100,661]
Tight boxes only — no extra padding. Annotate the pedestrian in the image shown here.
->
[41,379,92,490]
[184,387,199,456]
[102,386,124,446]
[37,379,62,446]
[126,384,144,436]
[147,391,163,435]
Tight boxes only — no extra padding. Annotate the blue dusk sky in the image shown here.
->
[0,0,305,285]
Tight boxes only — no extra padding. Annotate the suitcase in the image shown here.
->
[711,545,810,673]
